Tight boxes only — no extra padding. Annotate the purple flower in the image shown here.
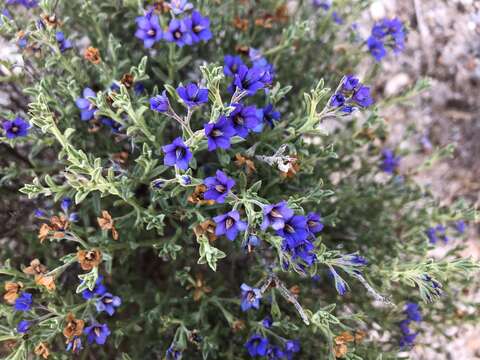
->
[332,11,343,24]
[101,118,122,133]
[6,0,38,8]
[95,293,121,316]
[213,210,247,241]
[284,340,301,359]
[56,31,72,53]
[405,302,422,322]
[455,220,466,234]
[285,238,316,267]
[166,345,182,360]
[204,115,236,151]
[162,137,193,171]
[177,83,208,108]
[262,104,280,127]
[261,201,294,231]
[75,87,97,121]
[167,0,193,14]
[164,18,193,47]
[224,55,245,77]
[380,149,400,174]
[329,93,345,108]
[367,36,387,62]
[232,65,265,96]
[150,91,170,113]
[3,117,29,138]
[245,334,269,357]
[84,323,111,345]
[426,227,437,244]
[204,170,235,203]
[267,346,285,359]
[190,11,212,43]
[81,276,107,300]
[342,75,360,92]
[306,212,324,234]
[16,320,31,333]
[262,316,272,328]
[66,337,83,353]
[329,267,348,295]
[245,235,261,252]
[352,86,374,107]
[135,10,163,48]
[339,253,368,267]
[240,283,262,311]
[61,197,72,213]
[312,0,331,10]
[276,215,309,246]
[227,103,261,138]
[14,292,32,311]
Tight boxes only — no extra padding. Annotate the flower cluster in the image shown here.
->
[245,334,301,359]
[329,75,374,113]
[426,220,466,244]
[135,5,211,49]
[367,18,406,61]
[399,302,422,348]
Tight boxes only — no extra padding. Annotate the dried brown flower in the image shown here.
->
[97,210,119,240]
[120,73,135,89]
[234,153,256,175]
[289,285,301,296]
[280,155,300,178]
[189,274,212,302]
[77,249,103,271]
[188,185,215,206]
[63,313,85,340]
[34,342,50,359]
[255,15,274,29]
[233,17,249,32]
[334,331,356,358]
[84,47,101,64]
[235,44,250,55]
[38,223,52,243]
[112,151,129,165]
[194,220,217,242]
[334,343,348,358]
[35,275,56,291]
[23,258,47,276]
[3,282,23,304]
[231,319,245,332]
[153,0,171,13]
[41,13,60,27]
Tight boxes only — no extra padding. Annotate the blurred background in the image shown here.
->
[1,0,479,358]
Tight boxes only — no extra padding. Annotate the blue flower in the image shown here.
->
[167,0,193,14]
[262,104,280,127]
[329,93,345,108]
[176,83,208,108]
[14,292,32,311]
[245,334,269,357]
[284,340,301,359]
[455,220,466,235]
[166,344,182,359]
[352,86,374,107]
[283,237,316,267]
[66,336,83,353]
[404,302,422,322]
[426,227,437,244]
[276,215,309,247]
[150,91,170,113]
[190,11,212,43]
[332,11,343,24]
[306,212,324,235]
[227,103,261,138]
[367,36,387,61]
[61,197,72,213]
[3,117,29,138]
[342,75,360,92]
[380,149,400,174]
[6,0,38,8]
[329,268,348,295]
[56,31,72,53]
[240,283,262,312]
[84,323,111,345]
[204,170,235,203]
[75,88,97,121]
[101,118,122,133]
[162,137,193,171]
[224,55,245,77]
[16,320,31,333]
[312,0,331,10]
[262,316,272,328]
[135,10,163,48]
[232,65,265,96]
[81,276,107,300]
[245,234,261,252]
[204,115,236,151]
[95,293,121,316]
[164,18,193,47]
[213,210,247,241]
[261,201,294,231]
[267,346,285,359]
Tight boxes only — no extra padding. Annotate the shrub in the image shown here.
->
[0,0,478,359]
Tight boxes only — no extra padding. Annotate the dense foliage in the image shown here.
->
[0,0,478,359]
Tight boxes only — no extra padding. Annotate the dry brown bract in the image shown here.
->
[233,17,249,32]
[97,210,119,240]
[120,73,135,89]
[84,47,101,64]
[188,185,215,206]
[189,274,212,302]
[232,319,245,332]
[280,155,300,179]
[3,282,23,304]
[153,0,170,13]
[34,342,50,359]
[35,274,56,291]
[63,313,85,340]
[194,220,217,242]
[333,331,365,358]
[77,249,103,271]
[234,153,256,175]
[23,258,47,276]
[41,13,60,27]
[38,223,52,243]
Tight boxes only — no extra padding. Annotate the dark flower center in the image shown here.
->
[234,115,244,126]
[194,25,203,33]
[307,220,317,228]
[94,327,101,336]
[147,29,156,36]
[285,224,295,234]
[212,129,223,137]
[247,291,256,303]
[174,30,182,39]
[104,297,113,304]
[85,251,96,260]
[11,126,19,133]
[270,209,282,218]
[225,218,234,230]
[215,184,226,193]
[176,147,185,160]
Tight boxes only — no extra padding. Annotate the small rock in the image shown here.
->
[384,73,411,96]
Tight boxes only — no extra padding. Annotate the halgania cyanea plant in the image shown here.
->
[0,0,478,359]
